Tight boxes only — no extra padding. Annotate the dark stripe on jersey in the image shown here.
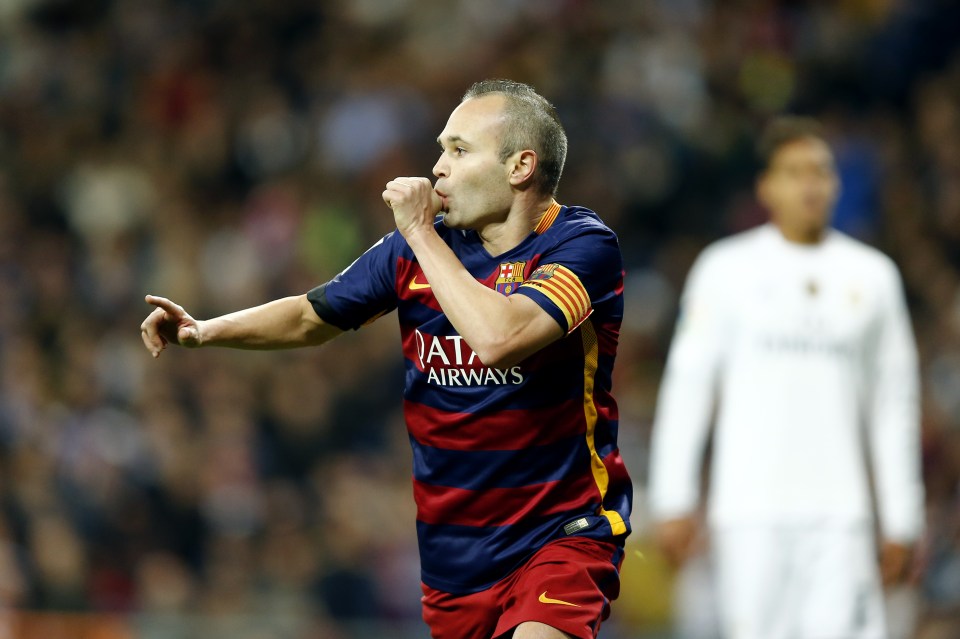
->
[416,519,557,594]
[400,364,586,413]
[409,434,589,489]
[404,398,588,451]
[416,511,624,595]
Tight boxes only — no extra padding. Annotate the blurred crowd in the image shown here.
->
[0,0,959,637]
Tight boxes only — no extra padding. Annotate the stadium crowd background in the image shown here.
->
[0,0,959,637]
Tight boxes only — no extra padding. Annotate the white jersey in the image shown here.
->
[649,224,923,542]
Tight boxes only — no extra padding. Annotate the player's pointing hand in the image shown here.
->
[140,295,202,358]
[382,177,442,240]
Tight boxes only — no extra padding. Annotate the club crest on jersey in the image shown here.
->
[495,261,526,295]
[528,263,560,281]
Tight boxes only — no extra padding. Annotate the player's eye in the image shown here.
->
[454,147,466,157]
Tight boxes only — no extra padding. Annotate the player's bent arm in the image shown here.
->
[469,294,564,368]
[142,294,341,357]
[403,229,563,368]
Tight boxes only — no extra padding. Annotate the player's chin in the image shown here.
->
[439,210,463,228]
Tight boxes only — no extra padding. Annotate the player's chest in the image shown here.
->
[400,252,545,306]
[731,265,879,346]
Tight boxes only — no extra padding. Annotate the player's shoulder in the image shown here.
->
[679,226,779,292]
[551,204,618,240]
[534,204,621,269]
[826,230,901,279]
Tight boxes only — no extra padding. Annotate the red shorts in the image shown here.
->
[421,536,624,639]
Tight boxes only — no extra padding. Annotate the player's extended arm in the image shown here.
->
[140,294,342,358]
[382,178,562,369]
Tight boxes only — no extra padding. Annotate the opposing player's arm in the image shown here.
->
[865,263,923,586]
[648,248,726,524]
[140,294,342,358]
[866,263,923,548]
[647,252,727,567]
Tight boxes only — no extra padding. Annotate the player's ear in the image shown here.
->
[508,149,538,188]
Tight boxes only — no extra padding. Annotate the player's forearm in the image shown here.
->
[404,228,535,366]
[199,295,340,349]
[648,398,711,518]
[869,298,923,542]
[870,406,924,542]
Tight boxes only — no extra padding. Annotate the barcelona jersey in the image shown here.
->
[307,201,632,594]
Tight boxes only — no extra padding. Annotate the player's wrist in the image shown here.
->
[402,223,437,249]
[183,319,207,348]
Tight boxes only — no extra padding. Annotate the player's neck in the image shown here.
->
[775,222,827,246]
[478,195,554,256]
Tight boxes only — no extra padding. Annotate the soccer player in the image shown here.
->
[140,79,632,639]
[648,116,923,639]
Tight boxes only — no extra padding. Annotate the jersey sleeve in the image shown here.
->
[306,232,401,331]
[864,260,923,543]
[648,245,729,520]
[513,225,622,334]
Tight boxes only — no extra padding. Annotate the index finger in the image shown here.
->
[145,294,184,317]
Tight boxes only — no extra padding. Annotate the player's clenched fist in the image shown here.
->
[140,294,202,358]
[382,177,442,239]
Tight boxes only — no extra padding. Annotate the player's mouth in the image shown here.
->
[435,189,449,213]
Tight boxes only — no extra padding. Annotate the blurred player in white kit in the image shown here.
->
[648,116,924,639]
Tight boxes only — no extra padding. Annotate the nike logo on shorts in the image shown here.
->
[538,591,580,607]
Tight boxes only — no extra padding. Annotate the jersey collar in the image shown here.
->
[533,200,562,235]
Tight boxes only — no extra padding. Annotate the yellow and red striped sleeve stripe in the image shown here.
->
[519,264,591,331]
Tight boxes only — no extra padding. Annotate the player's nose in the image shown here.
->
[432,154,448,178]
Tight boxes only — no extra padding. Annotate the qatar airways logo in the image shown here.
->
[415,329,524,386]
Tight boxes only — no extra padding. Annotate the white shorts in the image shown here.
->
[712,523,886,639]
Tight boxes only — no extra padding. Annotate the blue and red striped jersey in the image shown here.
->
[307,201,632,594]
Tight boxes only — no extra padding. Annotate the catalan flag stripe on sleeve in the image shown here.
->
[520,264,591,331]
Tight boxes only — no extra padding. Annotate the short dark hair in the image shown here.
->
[757,116,827,170]
[462,79,568,196]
